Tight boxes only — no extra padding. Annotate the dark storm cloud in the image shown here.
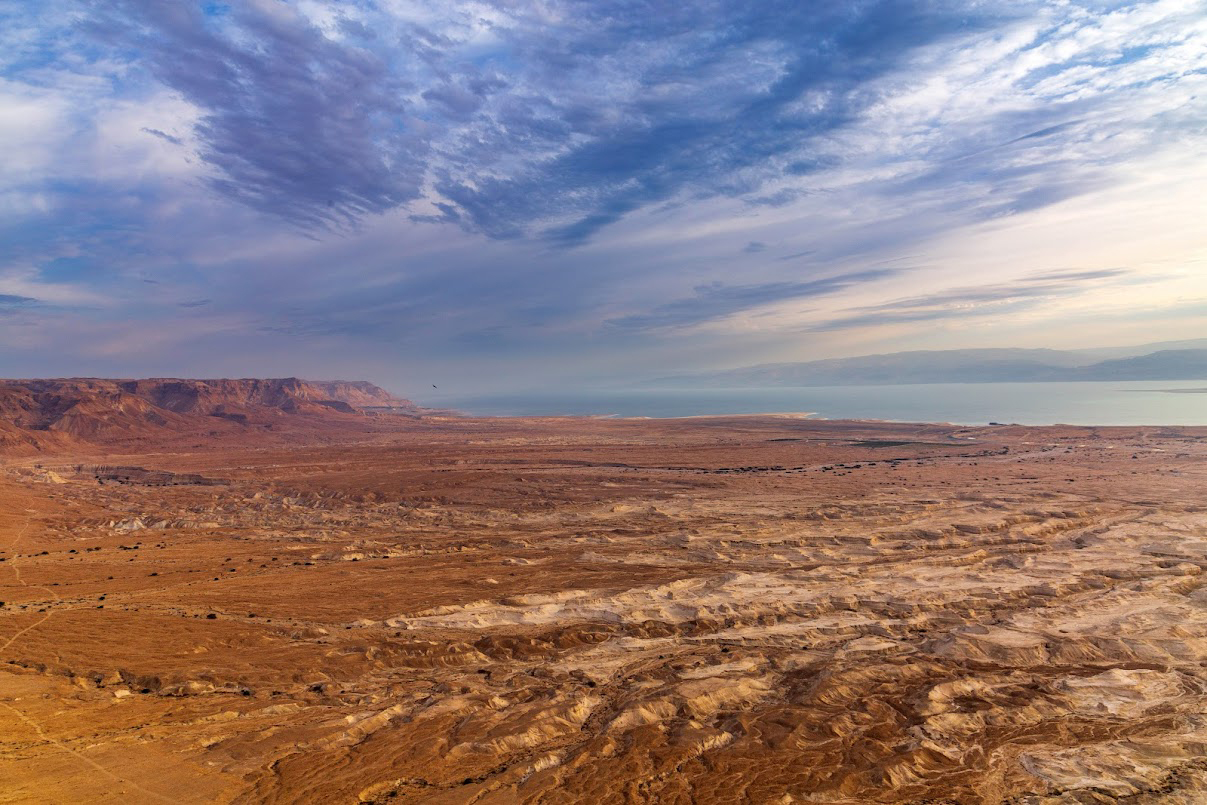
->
[608,269,901,331]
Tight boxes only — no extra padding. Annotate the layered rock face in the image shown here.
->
[0,416,1205,803]
[0,378,419,447]
[112,378,409,414]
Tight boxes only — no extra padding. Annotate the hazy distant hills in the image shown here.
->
[652,341,1207,387]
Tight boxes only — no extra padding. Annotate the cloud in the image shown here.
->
[0,294,37,307]
[777,250,817,262]
[810,267,1139,331]
[807,304,1037,331]
[747,188,811,208]
[140,127,183,146]
[608,269,901,331]
[86,1,427,229]
[1027,268,1130,282]
[426,2,1011,245]
[1007,120,1084,144]
[28,0,1199,253]
[69,0,1015,244]
[1,1,1205,385]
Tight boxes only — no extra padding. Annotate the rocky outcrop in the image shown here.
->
[111,377,415,415]
[0,377,420,447]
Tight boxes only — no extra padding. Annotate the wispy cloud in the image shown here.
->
[0,294,37,308]
[87,1,427,229]
[609,269,901,331]
[0,1,1204,384]
[810,267,1139,330]
[140,126,183,146]
[64,1,1011,243]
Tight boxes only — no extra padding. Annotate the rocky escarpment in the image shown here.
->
[0,377,421,448]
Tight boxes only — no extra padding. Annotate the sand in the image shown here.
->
[1,415,1205,803]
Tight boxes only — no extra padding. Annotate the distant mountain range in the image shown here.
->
[651,340,1207,387]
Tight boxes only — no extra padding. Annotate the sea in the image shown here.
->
[423,381,1207,426]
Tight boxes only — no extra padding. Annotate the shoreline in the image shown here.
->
[421,380,1207,426]
[428,410,1203,428]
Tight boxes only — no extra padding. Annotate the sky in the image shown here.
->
[1,0,1205,395]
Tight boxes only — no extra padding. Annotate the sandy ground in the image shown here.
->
[1,415,1206,803]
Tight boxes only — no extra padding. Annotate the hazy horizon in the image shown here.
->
[3,1,1205,394]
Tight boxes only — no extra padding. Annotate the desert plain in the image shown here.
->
[1,380,1206,804]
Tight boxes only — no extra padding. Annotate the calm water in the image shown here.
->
[424,381,1207,425]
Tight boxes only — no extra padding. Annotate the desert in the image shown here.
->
[11,1,1207,801]
[1,379,1205,803]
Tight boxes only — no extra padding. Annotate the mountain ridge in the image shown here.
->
[649,344,1207,387]
[0,377,421,453]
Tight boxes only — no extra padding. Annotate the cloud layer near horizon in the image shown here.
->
[1,0,1205,391]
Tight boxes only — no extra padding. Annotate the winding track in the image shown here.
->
[2,513,178,804]
[0,517,63,655]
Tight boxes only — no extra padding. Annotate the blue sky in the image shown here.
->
[1,0,1205,394]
